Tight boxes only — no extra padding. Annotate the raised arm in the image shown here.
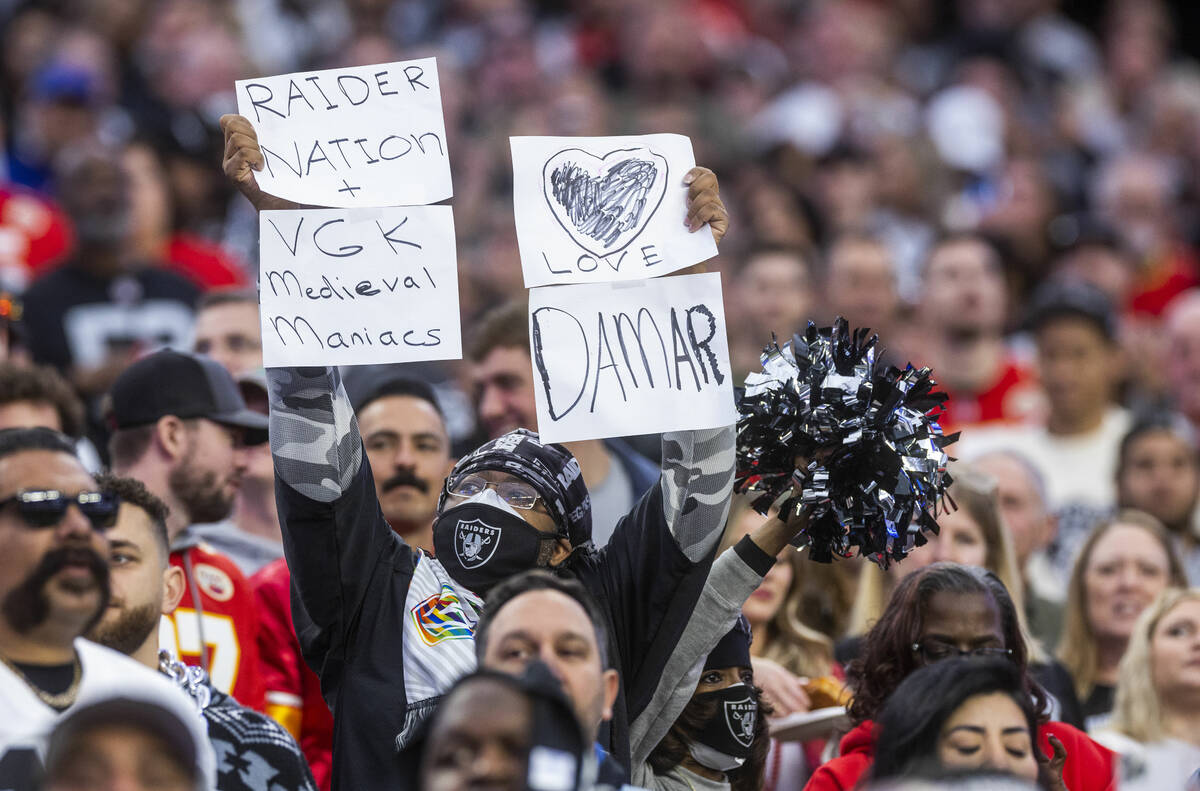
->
[220,113,316,212]
[659,166,734,561]
[660,426,736,561]
[266,366,361,501]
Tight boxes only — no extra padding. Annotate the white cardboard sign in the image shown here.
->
[511,135,718,288]
[236,59,451,208]
[258,206,460,366]
[528,272,737,443]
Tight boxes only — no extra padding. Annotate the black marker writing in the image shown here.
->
[531,302,726,422]
[550,158,657,249]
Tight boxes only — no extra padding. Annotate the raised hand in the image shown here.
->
[219,114,307,212]
[684,167,728,246]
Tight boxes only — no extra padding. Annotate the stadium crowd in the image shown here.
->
[2,0,1200,789]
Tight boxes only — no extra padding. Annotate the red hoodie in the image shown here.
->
[804,720,1116,791]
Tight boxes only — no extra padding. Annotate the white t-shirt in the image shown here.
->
[0,638,215,790]
[957,408,1131,512]
[1094,730,1200,790]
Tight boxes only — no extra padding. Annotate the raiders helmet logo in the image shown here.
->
[724,697,757,749]
[454,518,501,569]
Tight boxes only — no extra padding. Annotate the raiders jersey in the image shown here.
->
[0,638,215,791]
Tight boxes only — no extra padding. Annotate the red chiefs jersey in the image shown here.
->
[252,557,332,790]
[162,540,266,711]
[0,186,72,287]
[937,356,1043,433]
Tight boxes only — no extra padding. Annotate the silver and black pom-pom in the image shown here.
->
[734,318,958,566]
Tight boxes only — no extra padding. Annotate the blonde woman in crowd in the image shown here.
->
[1057,511,1188,732]
[1095,588,1200,789]
[837,466,1085,725]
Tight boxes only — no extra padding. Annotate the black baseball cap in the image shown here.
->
[109,350,268,444]
[1025,279,1117,342]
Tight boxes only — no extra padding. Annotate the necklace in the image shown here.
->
[0,652,81,709]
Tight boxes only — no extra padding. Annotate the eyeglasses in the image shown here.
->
[447,474,541,510]
[0,489,120,531]
[911,641,1014,663]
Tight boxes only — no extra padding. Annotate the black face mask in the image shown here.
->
[433,491,559,597]
[688,684,758,772]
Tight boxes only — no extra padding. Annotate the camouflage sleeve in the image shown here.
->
[267,367,362,502]
[659,426,735,563]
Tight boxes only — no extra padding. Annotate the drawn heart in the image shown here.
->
[543,147,669,259]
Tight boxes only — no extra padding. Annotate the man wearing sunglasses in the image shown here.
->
[221,113,734,790]
[0,427,214,791]
[107,349,270,710]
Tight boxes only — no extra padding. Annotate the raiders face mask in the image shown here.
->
[688,683,758,772]
[433,489,559,597]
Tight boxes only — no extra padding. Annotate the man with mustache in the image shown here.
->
[251,374,451,788]
[0,427,213,791]
[87,473,316,791]
[107,350,270,710]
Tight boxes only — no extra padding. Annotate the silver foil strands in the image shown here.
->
[734,319,958,567]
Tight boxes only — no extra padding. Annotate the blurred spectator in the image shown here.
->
[345,374,453,553]
[643,619,770,791]
[124,142,248,291]
[1092,150,1199,317]
[842,468,1083,727]
[809,563,1113,791]
[1114,414,1200,583]
[467,300,658,547]
[108,350,268,709]
[971,450,1062,647]
[964,280,1128,516]
[473,571,622,783]
[822,234,901,348]
[915,234,1041,431]
[0,426,214,790]
[1096,587,1200,791]
[729,244,815,376]
[190,292,279,573]
[870,657,1043,786]
[1164,289,1200,433]
[41,696,206,791]
[419,664,590,791]
[20,144,198,400]
[1056,511,1188,732]
[4,56,114,192]
[188,370,281,576]
[191,290,261,378]
[0,361,84,437]
[88,472,317,791]
[0,359,101,471]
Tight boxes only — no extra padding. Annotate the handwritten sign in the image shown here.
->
[528,273,737,443]
[258,206,460,366]
[511,135,718,288]
[236,59,451,208]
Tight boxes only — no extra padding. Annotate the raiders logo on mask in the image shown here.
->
[454,519,501,569]
[724,697,757,749]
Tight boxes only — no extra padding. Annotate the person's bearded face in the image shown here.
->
[168,426,240,524]
[88,601,159,655]
[3,545,110,635]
